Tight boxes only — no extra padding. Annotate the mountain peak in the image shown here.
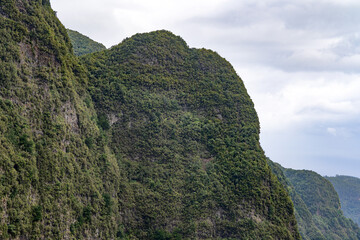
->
[122,30,188,48]
[104,30,190,67]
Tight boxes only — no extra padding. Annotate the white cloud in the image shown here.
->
[52,0,225,47]
[240,66,360,132]
[327,127,337,136]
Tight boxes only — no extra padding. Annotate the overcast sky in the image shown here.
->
[52,0,360,178]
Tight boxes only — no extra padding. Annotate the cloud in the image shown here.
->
[52,0,225,47]
[327,127,337,136]
[178,0,360,73]
[53,0,360,72]
[241,67,360,132]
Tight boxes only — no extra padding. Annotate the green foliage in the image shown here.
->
[285,169,360,240]
[67,29,106,56]
[19,134,34,153]
[85,136,94,148]
[97,113,110,130]
[326,175,360,226]
[31,205,42,222]
[150,229,181,240]
[103,193,112,215]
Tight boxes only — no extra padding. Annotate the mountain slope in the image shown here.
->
[268,161,360,240]
[284,169,360,240]
[81,30,300,239]
[0,1,115,238]
[67,29,106,56]
[268,161,326,240]
[326,175,360,226]
[0,1,300,239]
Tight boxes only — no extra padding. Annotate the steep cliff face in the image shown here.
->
[82,30,300,239]
[0,1,300,239]
[0,1,105,238]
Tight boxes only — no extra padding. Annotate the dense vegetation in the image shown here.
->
[326,175,360,226]
[2,0,359,239]
[0,0,301,239]
[67,29,106,56]
[81,30,301,239]
[0,0,109,238]
[2,0,360,239]
[269,160,360,240]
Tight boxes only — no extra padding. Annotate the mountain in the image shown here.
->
[67,29,106,56]
[81,30,300,239]
[0,1,300,239]
[326,175,360,226]
[269,161,360,240]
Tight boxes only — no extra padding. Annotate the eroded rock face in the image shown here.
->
[0,1,100,239]
[62,101,79,132]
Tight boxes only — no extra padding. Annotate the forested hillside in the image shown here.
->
[0,0,109,238]
[269,160,360,240]
[67,29,106,56]
[81,30,300,239]
[326,175,360,226]
[0,0,300,239]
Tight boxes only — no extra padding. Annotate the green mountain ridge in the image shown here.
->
[326,175,360,226]
[268,160,360,240]
[67,29,106,56]
[0,1,300,239]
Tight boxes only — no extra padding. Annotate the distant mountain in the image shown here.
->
[269,161,360,240]
[67,29,106,56]
[326,175,360,226]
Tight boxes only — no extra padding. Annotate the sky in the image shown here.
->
[52,0,360,178]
